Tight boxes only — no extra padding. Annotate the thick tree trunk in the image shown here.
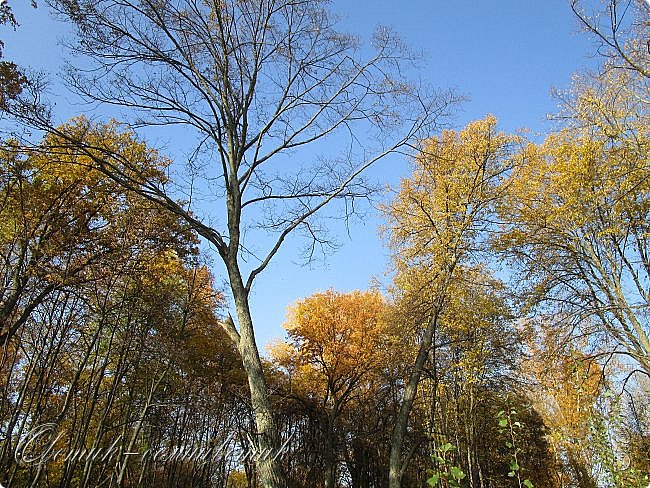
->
[228,265,285,488]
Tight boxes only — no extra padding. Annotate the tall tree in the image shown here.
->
[15,2,452,484]
[497,66,650,375]
[384,116,520,488]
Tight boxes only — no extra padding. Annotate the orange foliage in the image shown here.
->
[270,289,391,404]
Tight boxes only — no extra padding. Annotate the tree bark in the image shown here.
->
[388,310,440,488]
[228,263,284,488]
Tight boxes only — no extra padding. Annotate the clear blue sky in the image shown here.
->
[4,0,599,349]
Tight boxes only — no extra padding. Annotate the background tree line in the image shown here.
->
[0,0,648,487]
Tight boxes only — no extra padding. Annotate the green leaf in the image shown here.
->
[513,421,522,428]
[510,461,520,471]
[426,473,440,486]
[508,471,515,477]
[450,466,466,481]
[523,479,534,488]
[440,443,455,453]
[505,441,513,448]
[498,418,508,427]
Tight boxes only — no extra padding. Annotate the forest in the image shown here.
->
[0,0,648,487]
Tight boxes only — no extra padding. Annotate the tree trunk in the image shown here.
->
[324,411,337,488]
[228,264,285,488]
[388,310,440,488]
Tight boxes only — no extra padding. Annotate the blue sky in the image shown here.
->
[4,1,599,348]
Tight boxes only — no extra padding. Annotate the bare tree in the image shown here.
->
[570,0,650,78]
[13,1,454,485]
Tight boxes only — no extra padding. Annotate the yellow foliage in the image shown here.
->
[496,67,650,373]
[386,116,521,295]
[270,289,390,403]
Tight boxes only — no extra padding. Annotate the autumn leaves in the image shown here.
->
[0,120,246,486]
[267,88,648,485]
[2,93,647,487]
[1,0,648,485]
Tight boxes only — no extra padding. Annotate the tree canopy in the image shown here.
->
[1,1,649,487]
